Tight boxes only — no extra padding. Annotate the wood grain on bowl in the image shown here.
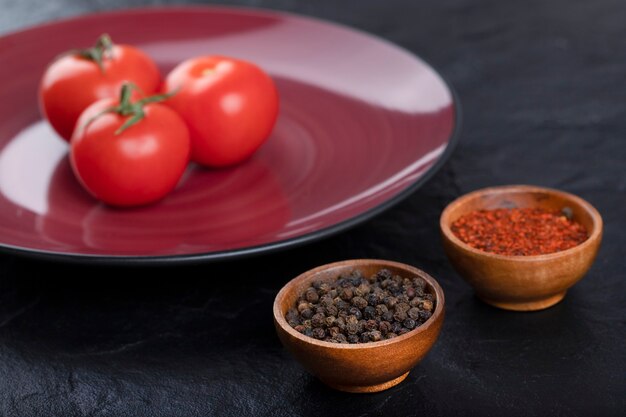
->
[440,185,602,311]
[273,259,445,393]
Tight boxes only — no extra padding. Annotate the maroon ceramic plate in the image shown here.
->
[0,6,459,264]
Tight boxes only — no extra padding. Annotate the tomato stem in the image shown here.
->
[70,34,114,73]
[85,83,177,135]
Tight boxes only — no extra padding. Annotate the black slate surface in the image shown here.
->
[1,0,625,416]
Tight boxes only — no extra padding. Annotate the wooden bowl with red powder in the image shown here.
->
[440,185,602,311]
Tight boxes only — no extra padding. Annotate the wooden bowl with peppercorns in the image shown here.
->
[440,185,602,311]
[273,259,444,393]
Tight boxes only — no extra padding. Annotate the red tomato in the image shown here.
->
[70,91,190,207]
[163,56,279,167]
[39,34,160,142]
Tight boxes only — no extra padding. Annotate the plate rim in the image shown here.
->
[0,5,462,265]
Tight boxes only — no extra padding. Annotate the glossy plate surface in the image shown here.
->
[0,7,458,263]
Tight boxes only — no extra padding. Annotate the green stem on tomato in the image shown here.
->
[71,34,114,73]
[84,83,177,135]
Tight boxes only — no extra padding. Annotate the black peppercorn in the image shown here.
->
[396,294,409,304]
[356,283,371,296]
[335,299,350,311]
[384,296,397,309]
[352,296,368,309]
[405,287,416,299]
[382,310,394,322]
[312,328,326,339]
[403,318,417,330]
[363,306,377,320]
[393,309,407,322]
[407,307,420,320]
[379,321,392,335]
[305,288,319,303]
[418,310,432,321]
[365,319,378,331]
[348,306,362,320]
[367,294,380,306]
[334,333,348,343]
[311,313,325,328]
[335,317,346,330]
[356,320,366,333]
[413,277,425,289]
[409,298,421,307]
[346,322,358,335]
[376,268,392,281]
[375,304,388,316]
[369,330,382,342]
[325,305,338,317]
[395,302,410,313]
[319,295,334,308]
[318,282,331,295]
[350,271,363,286]
[339,287,353,301]
[388,282,401,295]
[391,322,403,334]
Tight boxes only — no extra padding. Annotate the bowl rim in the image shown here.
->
[273,259,445,350]
[439,184,603,261]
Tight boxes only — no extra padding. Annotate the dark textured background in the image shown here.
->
[1,0,625,416]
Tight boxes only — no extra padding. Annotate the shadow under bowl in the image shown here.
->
[273,259,445,393]
[440,185,602,311]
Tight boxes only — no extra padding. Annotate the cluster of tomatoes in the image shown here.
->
[39,34,279,207]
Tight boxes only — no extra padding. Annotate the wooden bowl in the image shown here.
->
[440,185,602,311]
[273,259,445,393]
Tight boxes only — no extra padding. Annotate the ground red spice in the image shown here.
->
[451,207,588,256]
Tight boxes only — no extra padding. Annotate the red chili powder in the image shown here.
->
[450,207,588,256]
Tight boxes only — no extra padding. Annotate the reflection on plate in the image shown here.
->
[0,7,458,263]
